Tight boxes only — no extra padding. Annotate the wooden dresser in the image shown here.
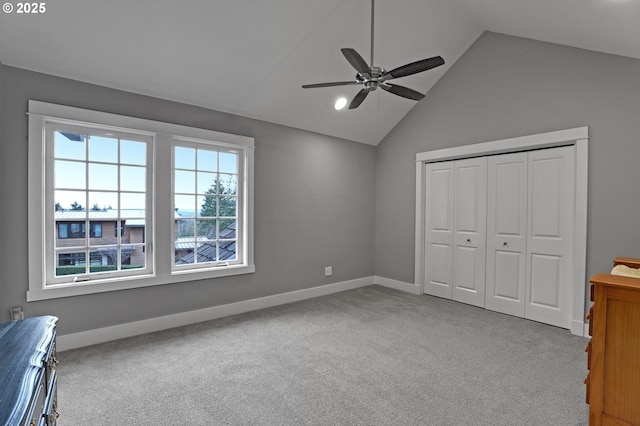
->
[586,257,640,426]
[0,316,59,426]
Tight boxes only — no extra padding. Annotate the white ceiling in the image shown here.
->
[1,0,639,145]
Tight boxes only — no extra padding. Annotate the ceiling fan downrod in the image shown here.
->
[370,0,375,67]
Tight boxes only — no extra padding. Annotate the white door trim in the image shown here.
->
[414,127,588,336]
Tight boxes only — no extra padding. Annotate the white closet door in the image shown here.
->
[452,157,487,307]
[525,146,575,328]
[485,153,527,316]
[424,162,454,299]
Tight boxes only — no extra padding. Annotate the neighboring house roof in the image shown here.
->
[54,209,181,220]
[95,246,134,254]
[174,236,208,251]
[175,222,236,264]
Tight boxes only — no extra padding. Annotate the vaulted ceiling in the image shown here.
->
[1,0,639,145]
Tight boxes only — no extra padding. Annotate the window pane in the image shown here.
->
[197,149,217,172]
[220,196,237,217]
[121,166,146,192]
[175,146,195,169]
[90,249,116,272]
[219,152,238,173]
[69,222,85,238]
[197,172,217,194]
[88,136,118,163]
[91,222,116,246]
[54,131,86,160]
[126,223,145,244]
[56,251,87,276]
[219,240,237,261]
[195,242,218,263]
[219,219,236,236]
[55,190,86,212]
[197,219,216,240]
[120,193,145,213]
[56,223,87,247]
[55,160,86,189]
[124,246,145,269]
[175,243,196,265]
[121,140,146,166]
[199,195,217,218]
[88,192,118,215]
[89,163,118,190]
[175,219,195,239]
[175,195,196,215]
[175,170,196,194]
[219,174,237,195]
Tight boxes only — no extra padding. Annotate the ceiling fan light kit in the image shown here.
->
[302,0,444,110]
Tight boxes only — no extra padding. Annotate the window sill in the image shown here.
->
[26,264,255,301]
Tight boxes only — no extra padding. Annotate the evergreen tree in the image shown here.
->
[198,176,237,237]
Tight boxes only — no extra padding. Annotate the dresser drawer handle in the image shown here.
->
[49,408,60,424]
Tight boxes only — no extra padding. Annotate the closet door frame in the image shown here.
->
[414,127,588,336]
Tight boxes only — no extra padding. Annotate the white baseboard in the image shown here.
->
[58,276,374,351]
[374,276,422,295]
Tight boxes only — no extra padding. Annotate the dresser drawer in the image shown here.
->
[22,374,46,426]
[45,337,58,393]
[40,378,58,426]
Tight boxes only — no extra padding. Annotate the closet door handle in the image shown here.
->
[466,239,471,243]
[503,242,508,247]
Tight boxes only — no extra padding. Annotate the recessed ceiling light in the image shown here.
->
[334,97,347,110]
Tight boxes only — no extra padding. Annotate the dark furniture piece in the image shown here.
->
[0,316,59,426]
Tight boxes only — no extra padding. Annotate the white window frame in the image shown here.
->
[27,100,255,301]
[171,137,245,272]
[44,121,155,286]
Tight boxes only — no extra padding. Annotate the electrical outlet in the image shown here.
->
[325,266,333,276]
[10,306,24,321]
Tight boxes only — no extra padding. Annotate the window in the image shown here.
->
[47,125,151,284]
[173,143,241,269]
[58,222,103,239]
[28,101,254,301]
[114,221,124,238]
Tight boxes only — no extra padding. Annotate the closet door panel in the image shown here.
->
[424,162,454,299]
[529,254,561,307]
[493,251,523,300]
[452,158,487,307]
[486,153,527,316]
[525,146,574,328]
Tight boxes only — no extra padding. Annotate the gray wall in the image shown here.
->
[375,31,640,309]
[0,65,376,334]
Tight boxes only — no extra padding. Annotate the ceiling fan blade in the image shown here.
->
[385,56,445,79]
[302,81,360,89]
[349,89,370,109]
[380,83,425,101]
[341,48,370,75]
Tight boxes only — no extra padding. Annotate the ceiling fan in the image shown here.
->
[302,0,445,109]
